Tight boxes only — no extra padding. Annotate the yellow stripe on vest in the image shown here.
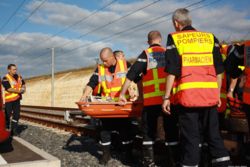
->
[176,82,218,92]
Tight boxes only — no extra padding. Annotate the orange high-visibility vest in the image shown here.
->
[142,46,166,106]
[243,40,250,105]
[4,74,22,103]
[171,30,219,107]
[98,58,127,101]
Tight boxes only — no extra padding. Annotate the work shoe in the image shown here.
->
[141,145,158,167]
[99,145,111,165]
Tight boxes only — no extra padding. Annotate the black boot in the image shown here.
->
[122,142,134,163]
[11,120,18,136]
[99,145,111,165]
[141,145,158,167]
[166,145,180,167]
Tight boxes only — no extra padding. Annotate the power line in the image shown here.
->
[19,0,118,57]
[58,0,206,56]
[25,0,162,59]
[0,0,26,32]
[57,0,162,48]
[0,0,47,46]
[28,0,224,76]
[29,0,205,65]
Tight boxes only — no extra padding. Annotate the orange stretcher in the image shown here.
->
[76,101,143,118]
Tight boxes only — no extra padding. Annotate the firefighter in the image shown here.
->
[224,41,250,162]
[119,30,179,166]
[162,8,230,166]
[80,48,136,165]
[2,64,25,136]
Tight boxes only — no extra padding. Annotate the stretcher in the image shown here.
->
[76,101,143,118]
[225,97,248,133]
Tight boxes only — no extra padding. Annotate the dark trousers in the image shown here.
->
[5,100,20,129]
[99,118,133,146]
[178,106,230,166]
[243,104,250,157]
[243,104,250,134]
[142,105,179,145]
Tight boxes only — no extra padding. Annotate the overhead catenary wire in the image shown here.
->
[28,0,226,76]
[30,0,206,66]
[0,0,26,32]
[0,0,47,47]
[19,0,118,57]
[24,0,162,60]
[57,0,206,56]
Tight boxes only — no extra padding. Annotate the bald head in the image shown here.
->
[100,47,116,67]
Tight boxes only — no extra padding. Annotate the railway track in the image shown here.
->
[20,105,96,136]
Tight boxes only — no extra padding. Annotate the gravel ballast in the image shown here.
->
[18,122,136,167]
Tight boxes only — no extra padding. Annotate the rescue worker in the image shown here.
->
[80,47,135,165]
[114,50,125,59]
[119,30,179,166]
[224,41,250,162]
[2,64,25,136]
[162,8,230,166]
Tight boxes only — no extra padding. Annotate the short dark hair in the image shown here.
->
[7,64,16,70]
[148,30,162,43]
[113,50,124,56]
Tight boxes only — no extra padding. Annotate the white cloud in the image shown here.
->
[0,32,112,78]
[1,0,250,77]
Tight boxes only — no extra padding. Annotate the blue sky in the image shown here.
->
[0,0,250,78]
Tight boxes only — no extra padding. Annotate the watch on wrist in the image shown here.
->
[162,96,170,100]
[228,88,234,92]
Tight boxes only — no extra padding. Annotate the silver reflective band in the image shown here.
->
[135,135,143,139]
[137,58,147,62]
[166,45,176,49]
[182,165,198,167]
[12,119,18,123]
[165,141,178,146]
[131,121,139,125]
[142,141,154,145]
[214,43,220,47]
[111,130,119,134]
[212,156,230,163]
[199,144,202,147]
[99,141,111,146]
[94,72,98,75]
[122,140,133,145]
[228,45,235,56]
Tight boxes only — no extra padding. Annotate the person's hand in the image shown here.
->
[217,98,221,108]
[162,99,171,115]
[239,75,246,88]
[20,87,25,94]
[130,94,138,102]
[227,91,233,98]
[80,95,88,102]
[118,94,127,105]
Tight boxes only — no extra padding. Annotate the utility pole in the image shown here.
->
[51,47,55,107]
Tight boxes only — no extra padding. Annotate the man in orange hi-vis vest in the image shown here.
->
[119,31,179,166]
[2,64,25,136]
[80,48,138,165]
[162,8,230,167]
